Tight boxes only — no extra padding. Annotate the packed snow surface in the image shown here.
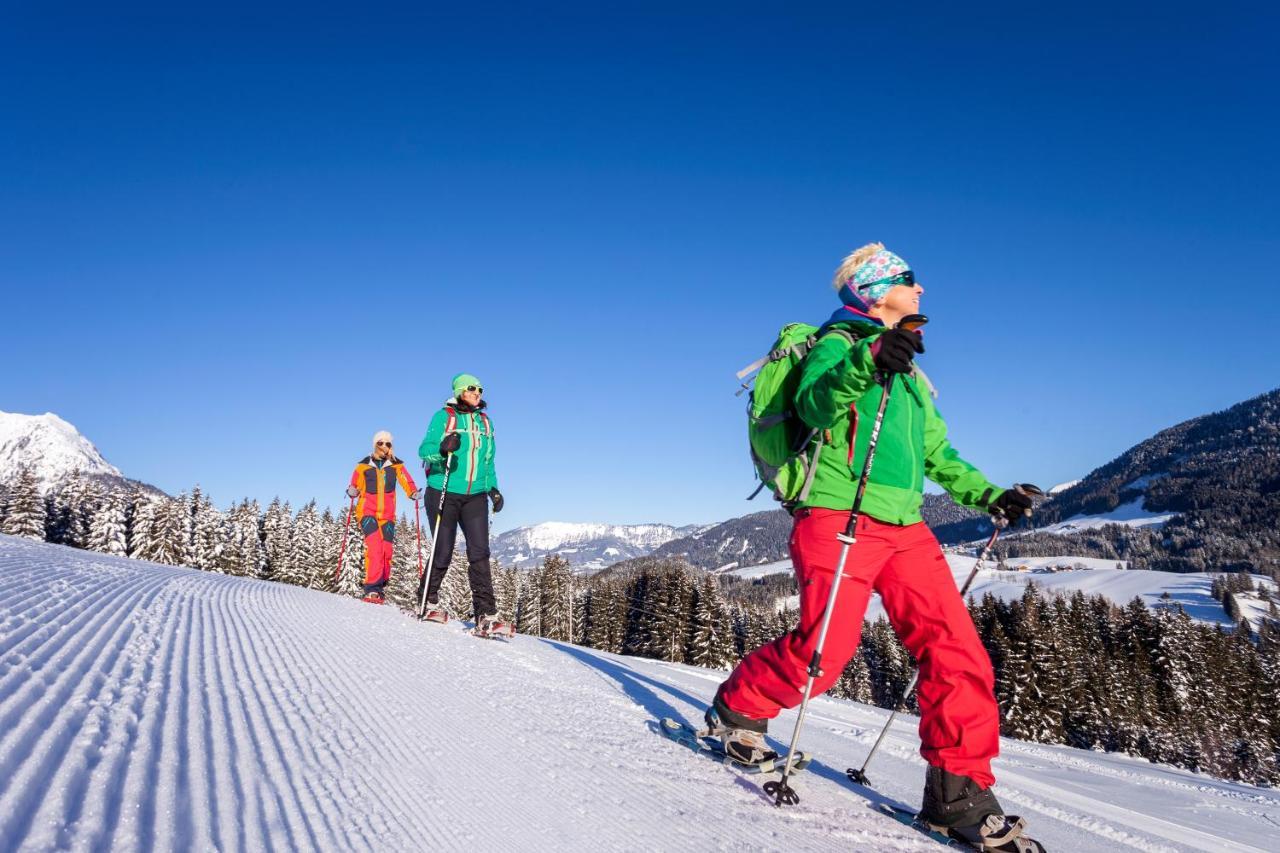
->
[0,411,122,491]
[2,536,1276,851]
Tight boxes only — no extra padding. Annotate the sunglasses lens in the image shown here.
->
[467,385,483,393]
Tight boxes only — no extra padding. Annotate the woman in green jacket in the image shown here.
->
[709,244,1043,852]
[416,373,507,635]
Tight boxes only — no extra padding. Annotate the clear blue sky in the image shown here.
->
[3,3,1277,532]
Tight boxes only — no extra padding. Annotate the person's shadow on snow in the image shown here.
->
[543,641,910,812]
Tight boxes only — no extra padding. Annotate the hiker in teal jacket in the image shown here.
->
[416,373,505,629]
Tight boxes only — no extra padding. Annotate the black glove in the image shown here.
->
[489,488,504,514]
[439,433,461,455]
[989,487,1034,524]
[872,328,925,374]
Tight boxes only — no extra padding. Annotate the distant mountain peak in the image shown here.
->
[0,410,123,492]
[492,521,700,572]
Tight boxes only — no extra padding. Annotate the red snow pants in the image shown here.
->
[360,516,395,593]
[718,508,1000,788]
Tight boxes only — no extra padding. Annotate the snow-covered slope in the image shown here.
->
[0,411,122,492]
[492,521,700,572]
[2,536,1276,851]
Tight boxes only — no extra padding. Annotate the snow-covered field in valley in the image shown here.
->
[1,535,1277,851]
[740,555,1277,633]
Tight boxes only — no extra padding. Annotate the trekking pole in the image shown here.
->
[764,314,928,808]
[414,497,424,580]
[416,453,454,618]
[334,495,356,583]
[845,482,1042,787]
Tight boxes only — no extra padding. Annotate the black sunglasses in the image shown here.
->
[465,385,483,393]
[376,441,393,447]
[856,270,916,291]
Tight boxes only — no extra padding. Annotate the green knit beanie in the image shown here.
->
[452,373,483,396]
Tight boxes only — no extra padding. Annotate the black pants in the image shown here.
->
[417,488,496,617]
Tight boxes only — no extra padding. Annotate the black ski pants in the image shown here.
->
[417,488,496,618]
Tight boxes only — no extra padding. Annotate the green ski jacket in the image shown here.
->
[796,319,1002,524]
[418,401,498,495]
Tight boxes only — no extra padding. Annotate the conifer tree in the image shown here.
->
[1,466,46,540]
[539,555,574,641]
[438,551,473,618]
[128,495,159,559]
[494,565,521,623]
[516,564,543,636]
[87,490,128,557]
[261,498,294,581]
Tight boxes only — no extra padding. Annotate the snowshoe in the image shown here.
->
[420,597,449,623]
[929,814,1045,852]
[659,717,809,775]
[471,615,515,639]
[422,607,449,624]
[705,704,778,767]
[362,592,385,605]
[919,767,1046,852]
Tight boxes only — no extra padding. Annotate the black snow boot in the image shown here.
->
[920,767,1045,852]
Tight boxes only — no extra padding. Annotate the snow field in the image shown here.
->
[2,535,1278,851]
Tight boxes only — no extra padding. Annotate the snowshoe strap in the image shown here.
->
[979,814,1026,846]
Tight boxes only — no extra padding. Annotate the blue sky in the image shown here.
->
[3,2,1278,532]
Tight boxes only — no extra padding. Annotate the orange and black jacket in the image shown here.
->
[350,456,418,522]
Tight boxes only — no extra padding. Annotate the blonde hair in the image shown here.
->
[831,242,885,291]
[372,430,394,454]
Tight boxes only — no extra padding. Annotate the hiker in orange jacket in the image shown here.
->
[347,430,421,604]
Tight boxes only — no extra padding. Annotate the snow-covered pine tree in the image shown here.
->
[87,489,128,556]
[141,494,192,566]
[494,565,520,623]
[48,468,93,547]
[335,505,363,596]
[387,511,419,609]
[128,494,159,559]
[584,580,625,654]
[261,498,294,581]
[687,575,735,669]
[283,501,322,587]
[1,466,47,540]
[191,491,227,572]
[438,550,473,618]
[1000,585,1064,743]
[572,585,590,644]
[538,555,573,641]
[220,500,266,578]
[515,565,542,636]
[642,565,694,663]
[312,507,341,590]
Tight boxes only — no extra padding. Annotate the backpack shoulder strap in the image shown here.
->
[818,327,855,347]
[479,412,492,436]
[444,406,458,433]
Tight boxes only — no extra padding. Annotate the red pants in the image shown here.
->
[360,516,395,593]
[718,509,1000,787]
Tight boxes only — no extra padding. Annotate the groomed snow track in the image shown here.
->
[1,535,1277,851]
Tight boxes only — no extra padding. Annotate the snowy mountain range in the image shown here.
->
[2,534,1274,851]
[491,521,705,572]
[0,411,138,494]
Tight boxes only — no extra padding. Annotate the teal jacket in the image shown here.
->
[797,319,1002,523]
[418,401,498,495]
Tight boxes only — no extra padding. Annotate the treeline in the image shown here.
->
[4,465,1279,785]
[558,561,1280,787]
